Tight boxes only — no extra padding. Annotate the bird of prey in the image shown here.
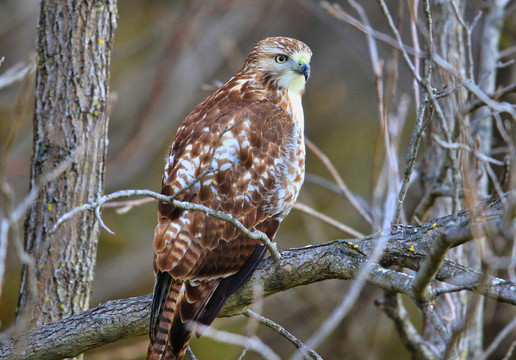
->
[147,36,312,360]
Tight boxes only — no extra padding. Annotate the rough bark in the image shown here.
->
[0,197,512,360]
[16,0,117,344]
[419,1,494,358]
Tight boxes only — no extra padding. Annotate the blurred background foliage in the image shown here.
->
[1,0,515,359]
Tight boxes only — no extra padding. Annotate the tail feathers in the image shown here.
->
[147,275,182,360]
[147,274,220,360]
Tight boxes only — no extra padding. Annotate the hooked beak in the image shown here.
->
[297,58,310,81]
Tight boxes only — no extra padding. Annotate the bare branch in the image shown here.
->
[293,202,363,238]
[1,197,514,359]
[49,188,281,260]
[244,309,323,360]
[193,323,280,360]
[0,56,36,90]
[376,292,440,359]
[305,137,372,225]
[481,317,516,360]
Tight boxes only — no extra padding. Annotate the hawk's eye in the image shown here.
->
[275,55,288,64]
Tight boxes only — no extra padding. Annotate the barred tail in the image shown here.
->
[147,272,220,360]
[147,273,183,360]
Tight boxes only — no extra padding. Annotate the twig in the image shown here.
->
[376,291,440,358]
[0,56,36,90]
[237,346,250,360]
[431,134,505,166]
[0,146,81,317]
[305,137,372,225]
[376,0,423,84]
[244,309,323,360]
[420,303,451,344]
[186,346,198,360]
[463,83,516,114]
[50,188,281,260]
[103,197,154,214]
[392,0,434,226]
[349,0,403,230]
[293,202,363,237]
[0,219,8,300]
[291,231,391,360]
[320,2,425,59]
[431,54,516,119]
[502,341,516,360]
[193,323,280,360]
[392,103,433,225]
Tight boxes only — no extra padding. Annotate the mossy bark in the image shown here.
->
[16,2,117,358]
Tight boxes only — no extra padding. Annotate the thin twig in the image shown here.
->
[392,103,433,225]
[420,303,451,344]
[186,346,198,360]
[376,0,423,84]
[50,189,281,260]
[305,137,372,225]
[463,83,516,114]
[244,309,323,360]
[291,232,391,360]
[193,323,280,360]
[293,202,363,237]
[376,291,440,358]
[502,341,516,360]
[431,134,505,166]
[103,197,154,214]
[0,56,36,90]
[320,2,425,59]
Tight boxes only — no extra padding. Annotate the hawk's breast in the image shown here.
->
[264,91,306,217]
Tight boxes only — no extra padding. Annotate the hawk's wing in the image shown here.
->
[153,98,294,279]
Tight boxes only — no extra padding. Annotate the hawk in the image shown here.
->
[147,37,312,360]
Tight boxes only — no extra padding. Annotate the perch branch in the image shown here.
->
[1,197,514,359]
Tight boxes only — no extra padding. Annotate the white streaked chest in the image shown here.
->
[287,90,305,131]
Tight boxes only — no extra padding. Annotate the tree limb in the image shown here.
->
[1,198,513,359]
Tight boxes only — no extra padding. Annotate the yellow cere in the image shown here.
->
[298,56,307,64]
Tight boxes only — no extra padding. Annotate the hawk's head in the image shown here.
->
[242,37,312,95]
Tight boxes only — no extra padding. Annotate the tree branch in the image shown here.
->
[1,198,513,359]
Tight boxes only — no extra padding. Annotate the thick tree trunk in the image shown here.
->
[16,0,117,348]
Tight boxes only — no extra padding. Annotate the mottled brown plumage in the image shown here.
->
[147,37,312,360]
